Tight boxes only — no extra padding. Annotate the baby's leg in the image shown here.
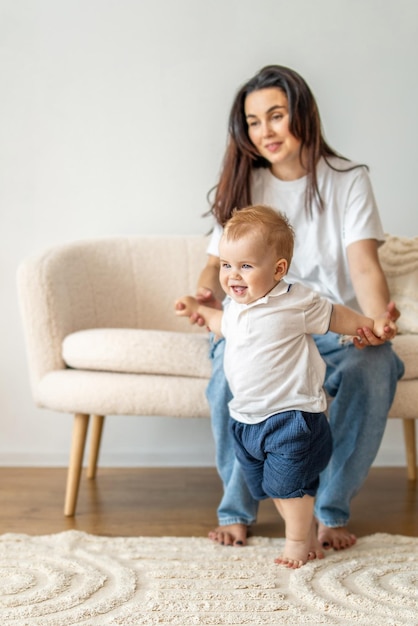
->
[273,495,323,568]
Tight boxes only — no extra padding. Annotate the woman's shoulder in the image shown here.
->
[320,156,369,178]
[318,156,373,194]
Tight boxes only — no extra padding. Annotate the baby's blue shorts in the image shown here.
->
[231,410,332,500]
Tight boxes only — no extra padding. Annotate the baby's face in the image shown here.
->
[219,232,286,304]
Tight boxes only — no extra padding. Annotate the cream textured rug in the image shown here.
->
[1,531,417,625]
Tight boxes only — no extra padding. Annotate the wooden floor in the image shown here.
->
[0,466,416,538]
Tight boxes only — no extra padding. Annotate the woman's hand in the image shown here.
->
[353,301,400,349]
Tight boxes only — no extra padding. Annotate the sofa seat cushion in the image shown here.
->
[62,328,211,379]
[62,329,416,384]
[38,370,210,417]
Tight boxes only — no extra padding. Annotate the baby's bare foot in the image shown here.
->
[275,538,309,569]
[275,521,323,568]
[317,522,356,550]
[208,523,248,547]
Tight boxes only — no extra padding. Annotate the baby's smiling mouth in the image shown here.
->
[231,285,247,296]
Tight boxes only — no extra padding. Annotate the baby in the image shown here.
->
[175,205,396,567]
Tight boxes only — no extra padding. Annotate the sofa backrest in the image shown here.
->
[18,235,210,389]
[378,234,418,334]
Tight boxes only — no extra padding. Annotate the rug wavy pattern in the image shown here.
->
[0,530,417,625]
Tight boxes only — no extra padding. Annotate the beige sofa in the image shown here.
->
[17,234,418,516]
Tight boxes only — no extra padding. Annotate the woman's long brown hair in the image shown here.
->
[209,65,366,226]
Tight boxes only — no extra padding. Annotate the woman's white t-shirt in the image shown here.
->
[207,157,385,312]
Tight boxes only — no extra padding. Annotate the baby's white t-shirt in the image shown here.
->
[221,281,333,424]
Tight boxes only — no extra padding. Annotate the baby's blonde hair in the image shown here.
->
[223,205,295,265]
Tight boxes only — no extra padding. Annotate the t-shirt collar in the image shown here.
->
[233,279,291,310]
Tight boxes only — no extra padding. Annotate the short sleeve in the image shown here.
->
[206,221,223,257]
[303,290,333,335]
[343,167,385,247]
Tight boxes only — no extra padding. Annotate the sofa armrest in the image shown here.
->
[17,235,209,401]
[17,239,139,398]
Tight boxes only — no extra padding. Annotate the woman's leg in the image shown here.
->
[206,335,258,545]
[313,333,404,549]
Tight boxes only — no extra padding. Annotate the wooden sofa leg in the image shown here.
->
[64,413,90,516]
[402,418,417,481]
[87,415,105,479]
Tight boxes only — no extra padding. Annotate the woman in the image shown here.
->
[190,65,404,549]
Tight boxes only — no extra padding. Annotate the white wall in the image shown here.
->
[1,0,417,468]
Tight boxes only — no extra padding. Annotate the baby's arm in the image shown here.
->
[175,295,224,337]
[330,304,397,341]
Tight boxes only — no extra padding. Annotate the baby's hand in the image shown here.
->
[174,295,199,318]
[189,287,222,326]
[373,316,397,341]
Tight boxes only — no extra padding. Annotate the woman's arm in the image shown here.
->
[197,254,224,302]
[347,239,390,317]
[183,254,224,327]
[346,239,399,346]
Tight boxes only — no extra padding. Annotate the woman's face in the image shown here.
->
[244,87,305,180]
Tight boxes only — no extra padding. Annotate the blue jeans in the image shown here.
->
[206,332,404,528]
